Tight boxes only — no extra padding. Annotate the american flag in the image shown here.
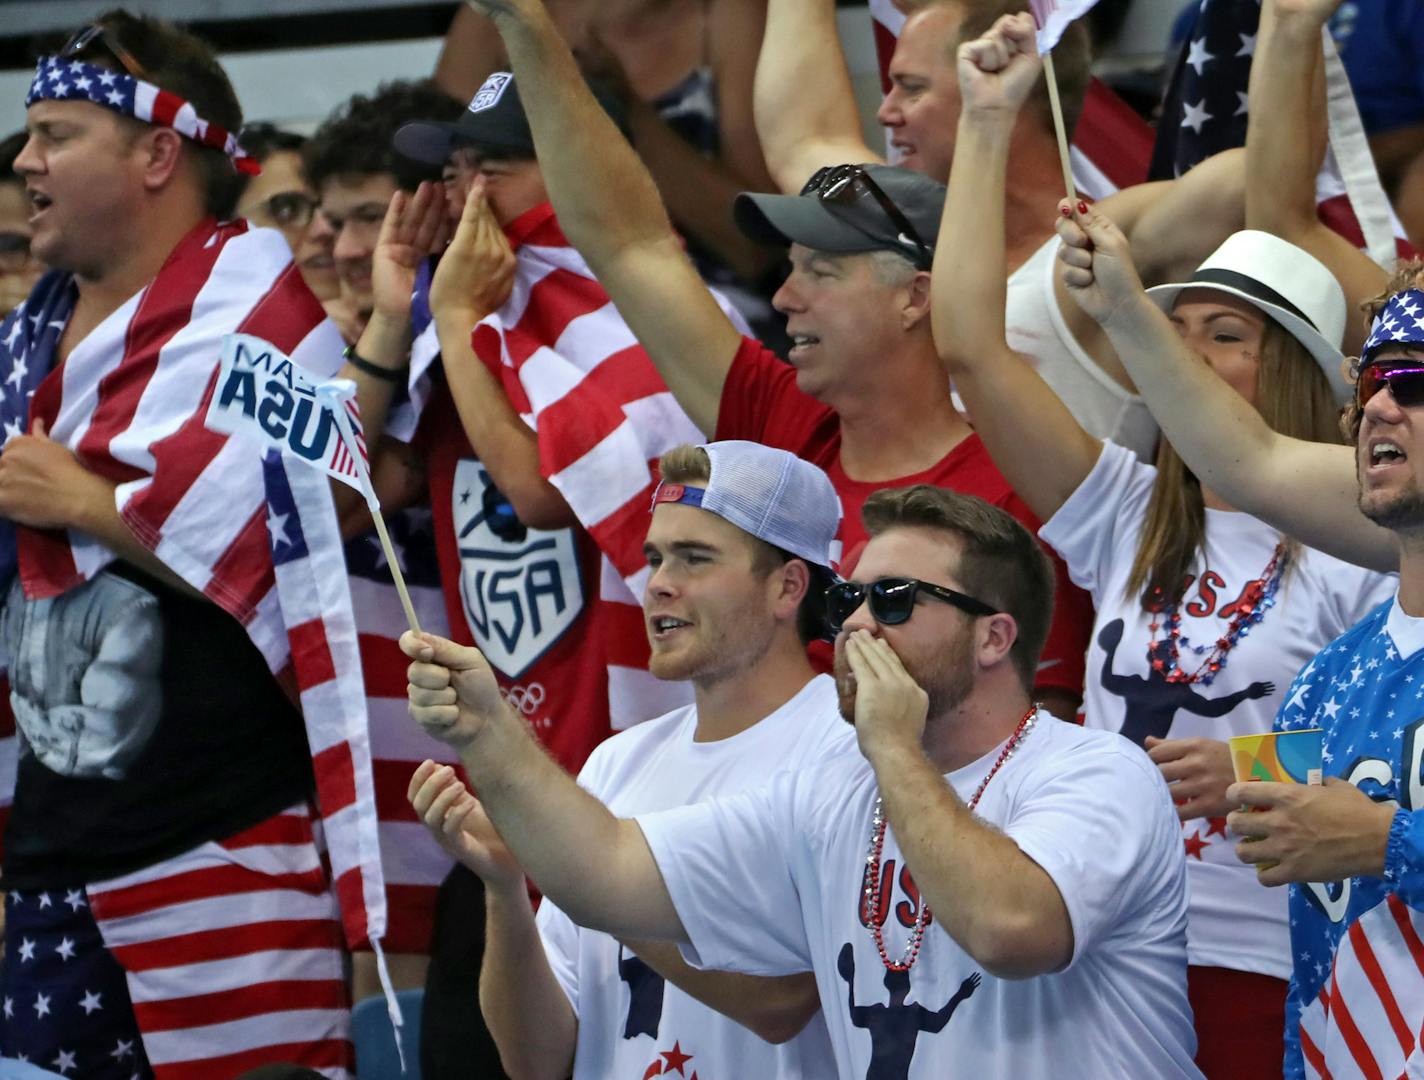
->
[26,56,256,175]
[1026,0,1102,55]
[402,205,713,730]
[327,394,367,487]
[1153,0,1412,265]
[0,221,388,985]
[867,0,1155,199]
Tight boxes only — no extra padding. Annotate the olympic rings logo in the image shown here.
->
[502,683,547,716]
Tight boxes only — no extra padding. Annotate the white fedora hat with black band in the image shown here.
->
[1146,230,1350,403]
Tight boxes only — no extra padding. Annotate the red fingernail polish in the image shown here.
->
[1060,205,1071,217]
[1077,200,1089,215]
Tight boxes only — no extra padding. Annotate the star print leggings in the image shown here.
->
[0,802,354,1079]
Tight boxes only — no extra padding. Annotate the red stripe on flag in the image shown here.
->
[288,617,337,692]
[313,741,357,811]
[109,917,345,971]
[333,865,369,947]
[220,811,315,850]
[90,865,329,922]
[381,883,439,953]
[1347,919,1415,1056]
[358,634,409,697]
[602,601,652,668]
[1300,1022,1331,1080]
[132,977,349,1031]
[1072,80,1153,191]
[1388,893,1424,977]
[373,759,422,821]
[1329,964,1386,1080]
[872,19,898,95]
[201,506,276,620]
[154,1038,354,1080]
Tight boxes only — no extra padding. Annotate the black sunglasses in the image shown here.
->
[801,164,933,270]
[60,23,150,81]
[0,233,31,273]
[824,577,998,634]
[1356,362,1424,410]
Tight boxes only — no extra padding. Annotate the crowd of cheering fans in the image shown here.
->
[0,0,1423,1077]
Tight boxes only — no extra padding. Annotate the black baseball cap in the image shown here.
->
[394,70,628,165]
[734,163,943,268]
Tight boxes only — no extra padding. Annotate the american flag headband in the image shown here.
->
[1361,288,1424,368]
[25,55,260,176]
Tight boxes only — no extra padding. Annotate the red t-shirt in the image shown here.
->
[715,337,1091,697]
[419,377,613,776]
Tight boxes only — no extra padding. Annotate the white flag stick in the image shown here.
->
[319,384,423,637]
[1042,50,1080,207]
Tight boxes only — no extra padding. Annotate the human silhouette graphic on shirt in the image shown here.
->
[620,945,666,1039]
[838,942,981,1080]
[1097,619,1274,745]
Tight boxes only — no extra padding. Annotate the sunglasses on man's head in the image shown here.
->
[824,577,998,634]
[60,22,150,81]
[800,164,933,271]
[1356,361,1424,410]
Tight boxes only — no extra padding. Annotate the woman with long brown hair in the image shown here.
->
[933,15,1394,1077]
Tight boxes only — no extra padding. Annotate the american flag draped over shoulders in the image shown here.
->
[0,218,389,955]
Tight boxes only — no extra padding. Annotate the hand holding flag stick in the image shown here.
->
[1028,0,1101,207]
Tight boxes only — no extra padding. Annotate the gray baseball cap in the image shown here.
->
[652,441,841,569]
[734,163,942,269]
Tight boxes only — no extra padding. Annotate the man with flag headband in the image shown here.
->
[0,10,378,1076]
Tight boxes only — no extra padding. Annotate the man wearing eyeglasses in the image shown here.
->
[0,10,355,1077]
[459,0,1091,724]
[409,439,843,1079]
[402,482,1200,1078]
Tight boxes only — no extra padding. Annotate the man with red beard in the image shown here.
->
[403,484,1200,1077]
[409,440,846,1078]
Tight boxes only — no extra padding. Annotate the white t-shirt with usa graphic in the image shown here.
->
[536,674,849,1079]
[1041,440,1395,980]
[1276,595,1424,1080]
[638,712,1203,1079]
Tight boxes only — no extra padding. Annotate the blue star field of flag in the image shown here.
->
[0,888,149,1078]
[1362,287,1424,362]
[0,271,74,592]
[25,58,138,113]
[1150,0,1260,180]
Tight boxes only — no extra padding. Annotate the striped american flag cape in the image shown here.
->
[0,220,388,960]
[397,204,712,732]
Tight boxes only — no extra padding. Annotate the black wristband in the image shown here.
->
[344,344,408,384]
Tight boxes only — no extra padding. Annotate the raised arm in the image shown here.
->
[1250,0,1386,356]
[755,0,878,193]
[932,14,1101,524]
[1057,205,1397,571]
[471,0,742,436]
[404,630,687,941]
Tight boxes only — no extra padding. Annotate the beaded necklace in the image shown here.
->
[1146,542,1287,686]
[862,706,1038,973]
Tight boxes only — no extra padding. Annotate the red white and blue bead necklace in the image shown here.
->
[862,706,1038,973]
[1147,542,1288,686]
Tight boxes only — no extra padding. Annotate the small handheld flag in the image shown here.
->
[207,333,423,634]
[1028,0,1101,206]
